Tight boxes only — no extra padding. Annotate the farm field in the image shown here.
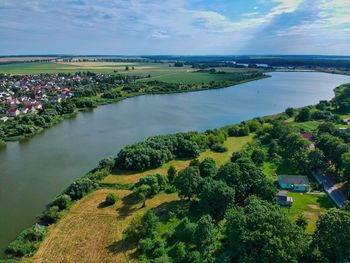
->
[0,61,267,84]
[101,135,253,185]
[31,188,179,263]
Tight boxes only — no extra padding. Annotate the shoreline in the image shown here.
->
[1,74,269,145]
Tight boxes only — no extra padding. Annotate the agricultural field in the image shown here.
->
[0,61,267,84]
[31,189,179,263]
[101,135,253,185]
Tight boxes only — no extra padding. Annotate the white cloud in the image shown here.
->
[270,0,304,15]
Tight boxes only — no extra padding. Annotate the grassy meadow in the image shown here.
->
[32,189,179,263]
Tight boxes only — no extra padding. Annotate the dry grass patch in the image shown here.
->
[101,160,190,185]
[32,189,179,263]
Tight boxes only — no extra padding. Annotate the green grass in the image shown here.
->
[288,121,319,132]
[148,72,251,84]
[282,192,334,233]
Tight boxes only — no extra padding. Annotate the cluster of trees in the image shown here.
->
[124,142,350,262]
[123,151,286,262]
[293,107,340,123]
[6,224,48,257]
[116,129,232,171]
[116,133,203,170]
[333,84,350,113]
[133,174,170,207]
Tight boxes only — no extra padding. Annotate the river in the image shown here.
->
[1,72,350,257]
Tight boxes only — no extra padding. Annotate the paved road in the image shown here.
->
[313,170,347,208]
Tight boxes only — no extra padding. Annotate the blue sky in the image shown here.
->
[0,0,350,55]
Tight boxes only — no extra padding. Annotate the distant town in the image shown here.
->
[0,73,128,121]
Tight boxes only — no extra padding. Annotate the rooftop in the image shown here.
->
[278,175,309,186]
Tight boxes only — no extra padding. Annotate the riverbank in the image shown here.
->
[1,73,268,145]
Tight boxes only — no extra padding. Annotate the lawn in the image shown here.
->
[32,189,179,263]
[101,135,253,185]
[282,192,334,233]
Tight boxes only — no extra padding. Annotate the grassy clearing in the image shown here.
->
[289,121,320,132]
[32,189,179,263]
[101,135,253,185]
[282,192,334,233]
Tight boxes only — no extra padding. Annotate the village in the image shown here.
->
[0,73,87,120]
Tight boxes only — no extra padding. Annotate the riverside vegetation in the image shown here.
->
[4,83,350,262]
[0,62,267,146]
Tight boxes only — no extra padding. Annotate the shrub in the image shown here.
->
[66,178,98,200]
[51,194,71,210]
[6,224,47,257]
[98,156,116,171]
[210,143,228,153]
[40,206,61,225]
[106,193,119,205]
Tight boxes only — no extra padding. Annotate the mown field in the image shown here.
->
[31,189,179,263]
[0,61,267,84]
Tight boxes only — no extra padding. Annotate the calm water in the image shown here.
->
[1,72,350,256]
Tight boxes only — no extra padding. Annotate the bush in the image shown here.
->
[210,143,228,153]
[106,193,119,205]
[98,157,116,171]
[66,178,98,200]
[6,224,47,257]
[51,194,71,210]
[228,125,249,137]
[285,107,295,117]
[40,206,61,225]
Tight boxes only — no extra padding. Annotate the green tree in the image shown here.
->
[199,157,217,178]
[135,184,151,208]
[225,197,309,263]
[194,215,215,256]
[296,108,311,122]
[50,194,71,210]
[251,148,266,166]
[312,209,350,262]
[167,166,177,183]
[199,180,235,219]
[295,214,308,230]
[285,107,295,117]
[105,193,119,205]
[174,166,202,200]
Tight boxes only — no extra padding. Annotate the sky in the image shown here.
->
[0,0,350,55]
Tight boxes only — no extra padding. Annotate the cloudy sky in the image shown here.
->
[0,0,349,55]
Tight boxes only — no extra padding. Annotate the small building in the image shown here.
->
[300,132,314,141]
[276,190,293,206]
[278,175,310,192]
[7,108,20,117]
